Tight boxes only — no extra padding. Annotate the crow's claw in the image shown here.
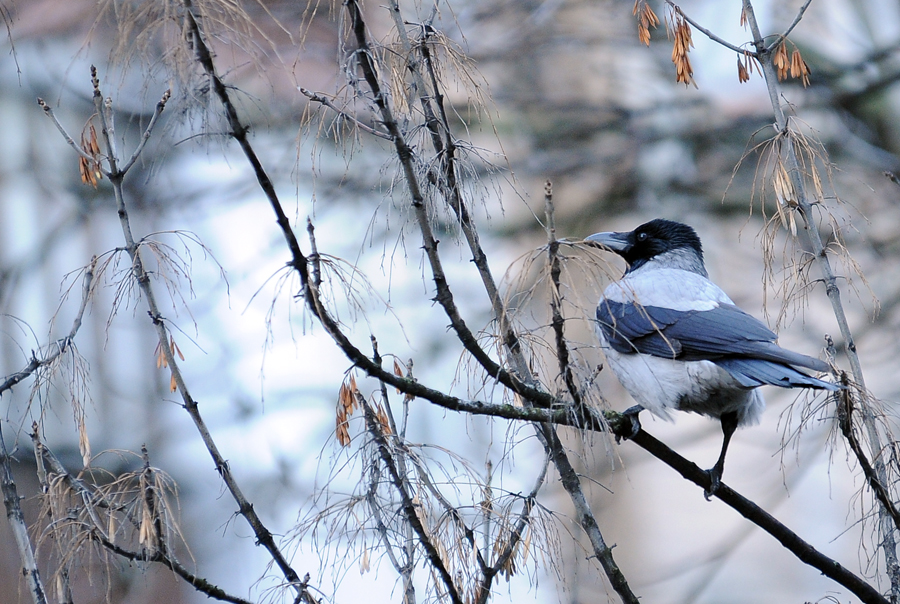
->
[703,467,722,500]
[616,405,644,443]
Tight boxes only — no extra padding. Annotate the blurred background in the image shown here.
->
[1,0,900,602]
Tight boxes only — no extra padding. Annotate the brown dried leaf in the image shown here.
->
[338,383,351,412]
[336,418,350,447]
[139,505,154,546]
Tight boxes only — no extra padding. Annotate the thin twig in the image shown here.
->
[769,0,814,52]
[836,382,900,533]
[36,99,103,166]
[478,454,549,604]
[666,1,748,55]
[545,182,583,407]
[364,463,409,585]
[118,89,172,175]
[300,88,392,140]
[0,256,96,396]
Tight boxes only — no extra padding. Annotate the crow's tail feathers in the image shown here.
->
[716,358,842,391]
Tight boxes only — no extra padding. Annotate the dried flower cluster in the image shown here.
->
[633,0,660,46]
[79,122,103,187]
[670,11,695,86]
[773,40,810,87]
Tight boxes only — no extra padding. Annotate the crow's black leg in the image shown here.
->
[617,405,644,443]
[705,410,739,500]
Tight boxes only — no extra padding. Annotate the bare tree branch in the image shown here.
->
[620,423,890,604]
[36,99,103,166]
[0,429,47,604]
[91,533,257,604]
[0,256,95,396]
[742,0,900,596]
[545,182,584,408]
[666,1,748,55]
[361,397,464,604]
[770,0,815,52]
[35,63,316,602]
[300,88,392,141]
[374,14,638,602]
[31,434,255,604]
[836,380,900,533]
[118,90,171,175]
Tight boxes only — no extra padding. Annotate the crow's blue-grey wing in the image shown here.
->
[596,300,772,358]
[596,299,683,357]
[596,300,830,373]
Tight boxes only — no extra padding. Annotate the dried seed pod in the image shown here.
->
[670,13,695,87]
[737,56,750,83]
[634,0,659,46]
[774,41,790,81]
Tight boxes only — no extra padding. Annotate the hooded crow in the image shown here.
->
[586,218,839,497]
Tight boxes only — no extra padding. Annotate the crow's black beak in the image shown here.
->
[584,231,630,253]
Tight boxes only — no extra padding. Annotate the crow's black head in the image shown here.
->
[585,219,705,275]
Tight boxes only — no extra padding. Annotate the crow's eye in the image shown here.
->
[637,232,649,242]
